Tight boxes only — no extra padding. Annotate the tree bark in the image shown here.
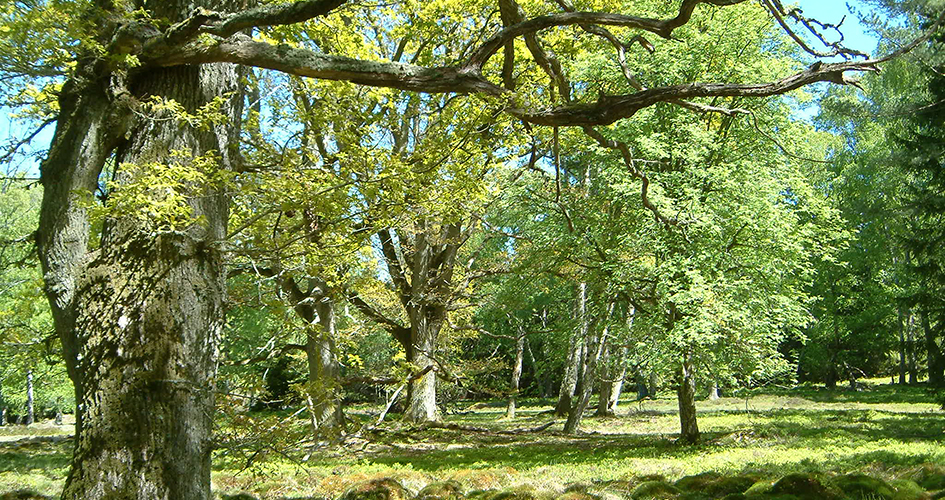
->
[607,346,628,412]
[507,327,525,419]
[405,307,443,422]
[37,2,244,496]
[564,300,610,434]
[898,305,907,385]
[677,353,700,444]
[25,369,34,426]
[923,307,944,387]
[595,342,613,417]
[308,296,345,433]
[556,282,586,416]
[908,310,918,384]
[708,383,720,401]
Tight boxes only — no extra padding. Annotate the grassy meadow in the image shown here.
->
[1,381,943,499]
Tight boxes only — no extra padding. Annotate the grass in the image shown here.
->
[1,381,943,499]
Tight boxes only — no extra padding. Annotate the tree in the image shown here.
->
[0,0,923,497]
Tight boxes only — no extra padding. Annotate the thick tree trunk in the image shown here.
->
[507,328,525,419]
[38,1,244,493]
[405,307,443,422]
[556,282,586,416]
[595,343,612,417]
[607,346,628,412]
[677,353,699,444]
[308,297,345,433]
[708,383,720,401]
[923,308,944,387]
[25,369,33,426]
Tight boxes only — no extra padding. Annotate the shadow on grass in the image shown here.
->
[360,407,944,475]
[750,383,940,406]
[0,440,72,475]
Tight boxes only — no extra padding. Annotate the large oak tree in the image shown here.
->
[0,0,922,498]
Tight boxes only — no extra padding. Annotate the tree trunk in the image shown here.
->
[55,397,63,426]
[564,300,609,434]
[556,282,586,416]
[308,296,345,433]
[908,310,918,384]
[607,346,628,412]
[898,305,907,385]
[677,353,700,444]
[825,362,838,389]
[38,2,244,495]
[405,307,443,422]
[604,306,633,413]
[0,378,5,426]
[25,369,34,426]
[923,308,944,387]
[708,383,720,401]
[507,327,525,419]
[595,342,612,417]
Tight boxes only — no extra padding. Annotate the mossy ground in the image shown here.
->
[0,381,942,499]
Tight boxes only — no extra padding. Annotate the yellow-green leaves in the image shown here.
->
[91,150,230,232]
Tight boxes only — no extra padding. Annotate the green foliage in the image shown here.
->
[0,183,70,417]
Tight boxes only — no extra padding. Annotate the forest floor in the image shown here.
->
[1,381,943,499]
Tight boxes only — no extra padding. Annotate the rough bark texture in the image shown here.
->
[37,2,244,498]
[406,308,442,422]
[677,353,700,444]
[309,296,344,432]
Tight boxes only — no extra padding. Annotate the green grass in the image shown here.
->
[1,382,943,499]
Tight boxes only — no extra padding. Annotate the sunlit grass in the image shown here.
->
[1,381,943,498]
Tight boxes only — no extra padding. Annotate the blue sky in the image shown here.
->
[794,0,881,55]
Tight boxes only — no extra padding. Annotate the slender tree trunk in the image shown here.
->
[507,327,525,419]
[898,305,907,384]
[556,282,586,416]
[55,397,63,426]
[603,306,633,413]
[564,301,610,434]
[37,2,244,494]
[0,378,5,426]
[25,369,34,426]
[923,308,944,387]
[677,353,700,444]
[908,311,918,384]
